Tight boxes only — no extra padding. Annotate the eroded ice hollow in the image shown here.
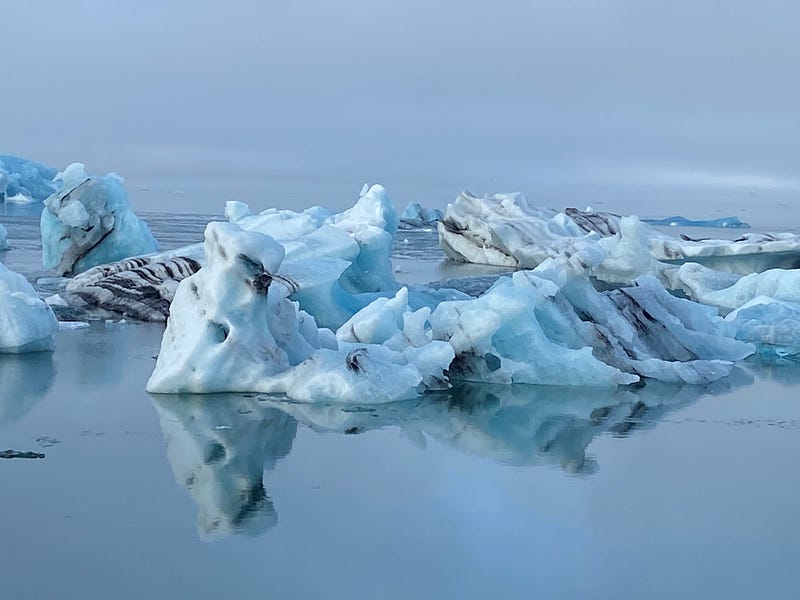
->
[41,163,157,276]
[146,216,754,402]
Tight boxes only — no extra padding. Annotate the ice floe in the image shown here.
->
[0,260,58,353]
[41,163,157,276]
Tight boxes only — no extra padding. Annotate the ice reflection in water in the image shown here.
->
[153,395,297,539]
[0,352,55,425]
[152,370,750,540]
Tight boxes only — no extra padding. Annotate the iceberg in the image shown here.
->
[65,184,413,327]
[400,202,443,228]
[643,215,750,228]
[0,154,58,203]
[41,163,158,276]
[438,191,800,277]
[0,260,58,352]
[148,218,753,400]
[147,222,454,401]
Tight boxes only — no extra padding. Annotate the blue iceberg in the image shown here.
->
[0,154,59,203]
[643,215,750,229]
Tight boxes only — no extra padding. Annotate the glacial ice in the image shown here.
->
[41,163,158,276]
[0,260,58,353]
[0,154,58,203]
[0,222,8,251]
[148,217,753,401]
[643,215,750,229]
[68,184,424,327]
[438,191,800,277]
[400,202,443,228]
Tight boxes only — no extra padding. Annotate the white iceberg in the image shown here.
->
[41,163,158,276]
[147,222,453,402]
[0,154,58,203]
[0,260,58,353]
[148,218,753,401]
[438,191,800,276]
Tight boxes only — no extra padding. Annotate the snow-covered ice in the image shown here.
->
[0,154,58,203]
[0,260,58,353]
[41,163,158,276]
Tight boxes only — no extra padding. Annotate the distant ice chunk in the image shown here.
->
[400,202,443,228]
[643,215,750,228]
[41,163,158,276]
[224,200,250,222]
[438,191,800,277]
[0,222,8,251]
[0,154,59,203]
[0,261,58,353]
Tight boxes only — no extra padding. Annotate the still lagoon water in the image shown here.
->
[1,205,799,599]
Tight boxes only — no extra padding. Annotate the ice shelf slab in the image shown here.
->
[438,191,800,277]
[0,260,58,353]
[41,163,158,276]
[148,219,754,401]
[0,154,59,203]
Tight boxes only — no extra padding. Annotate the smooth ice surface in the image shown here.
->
[439,191,800,277]
[0,260,58,352]
[41,163,157,276]
[0,154,58,203]
[643,215,750,228]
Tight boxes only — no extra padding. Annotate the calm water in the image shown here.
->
[2,207,800,599]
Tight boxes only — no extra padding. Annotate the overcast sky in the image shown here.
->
[3,1,799,214]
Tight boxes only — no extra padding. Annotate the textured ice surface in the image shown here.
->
[0,222,8,250]
[438,191,800,277]
[149,220,753,400]
[0,260,58,353]
[643,215,750,228]
[147,222,452,402]
[0,154,58,203]
[68,185,403,327]
[400,202,443,228]
[41,163,157,276]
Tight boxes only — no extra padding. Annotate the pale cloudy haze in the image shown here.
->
[3,0,799,216]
